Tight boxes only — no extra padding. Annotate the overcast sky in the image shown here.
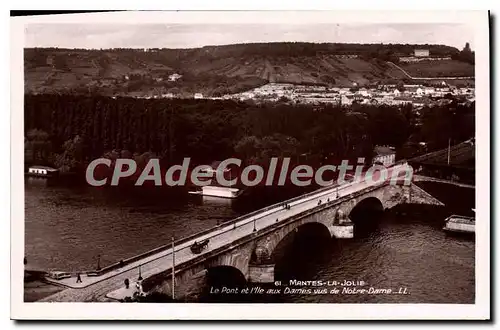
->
[24,23,474,50]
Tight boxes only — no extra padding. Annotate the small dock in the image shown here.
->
[443,215,475,234]
[26,165,59,178]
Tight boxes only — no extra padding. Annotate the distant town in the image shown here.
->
[109,47,475,107]
[222,81,475,107]
[136,80,474,109]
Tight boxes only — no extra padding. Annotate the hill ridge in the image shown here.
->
[24,42,474,96]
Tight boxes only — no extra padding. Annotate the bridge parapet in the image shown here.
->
[43,163,422,301]
[144,180,409,285]
[77,172,373,277]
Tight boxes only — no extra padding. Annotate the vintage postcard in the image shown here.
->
[10,10,490,320]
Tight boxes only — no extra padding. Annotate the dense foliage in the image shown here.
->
[27,42,460,62]
[451,42,475,64]
[24,95,475,174]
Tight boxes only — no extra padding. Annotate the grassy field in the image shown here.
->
[399,60,474,78]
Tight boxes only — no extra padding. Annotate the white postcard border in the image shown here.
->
[10,9,490,320]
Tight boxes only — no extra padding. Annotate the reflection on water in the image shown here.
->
[24,178,474,303]
[201,195,234,207]
[269,207,474,304]
[24,179,243,271]
[199,206,474,304]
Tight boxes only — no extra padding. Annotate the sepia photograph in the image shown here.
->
[10,9,490,320]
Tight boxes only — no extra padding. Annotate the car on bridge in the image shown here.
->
[190,239,209,254]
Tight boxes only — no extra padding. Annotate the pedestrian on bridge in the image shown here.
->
[76,273,82,283]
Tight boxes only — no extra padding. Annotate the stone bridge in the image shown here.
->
[132,179,441,301]
[40,163,443,302]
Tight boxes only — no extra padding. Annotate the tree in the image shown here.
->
[25,129,51,165]
[234,136,261,164]
[464,42,471,53]
[452,42,474,64]
[134,151,157,170]
[321,75,336,85]
[54,135,86,173]
[419,102,474,151]
[234,134,299,165]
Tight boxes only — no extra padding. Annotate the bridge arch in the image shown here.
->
[273,222,332,264]
[199,265,247,302]
[251,221,332,266]
[348,196,384,224]
[348,196,384,237]
[205,265,247,287]
[247,221,333,284]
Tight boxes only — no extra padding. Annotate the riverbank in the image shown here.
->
[24,271,64,302]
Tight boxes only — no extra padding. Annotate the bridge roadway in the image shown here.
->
[40,163,410,302]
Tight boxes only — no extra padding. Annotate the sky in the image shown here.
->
[24,23,474,50]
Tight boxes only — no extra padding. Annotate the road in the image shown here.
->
[412,174,474,189]
[40,163,411,302]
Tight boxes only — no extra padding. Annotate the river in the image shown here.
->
[24,177,475,303]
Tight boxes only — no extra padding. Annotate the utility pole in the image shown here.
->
[447,138,451,166]
[171,237,175,300]
[168,107,174,163]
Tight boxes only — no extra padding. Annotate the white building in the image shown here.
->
[357,88,371,97]
[28,166,59,177]
[424,87,435,95]
[168,73,182,82]
[414,49,430,57]
[341,95,353,105]
[194,93,204,99]
[459,87,470,95]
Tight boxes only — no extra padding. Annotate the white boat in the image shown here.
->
[188,161,242,199]
[26,165,59,178]
[443,215,475,234]
[188,185,242,199]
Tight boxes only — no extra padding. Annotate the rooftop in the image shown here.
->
[374,146,396,156]
[28,165,58,171]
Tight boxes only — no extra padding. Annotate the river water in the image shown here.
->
[24,177,475,304]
